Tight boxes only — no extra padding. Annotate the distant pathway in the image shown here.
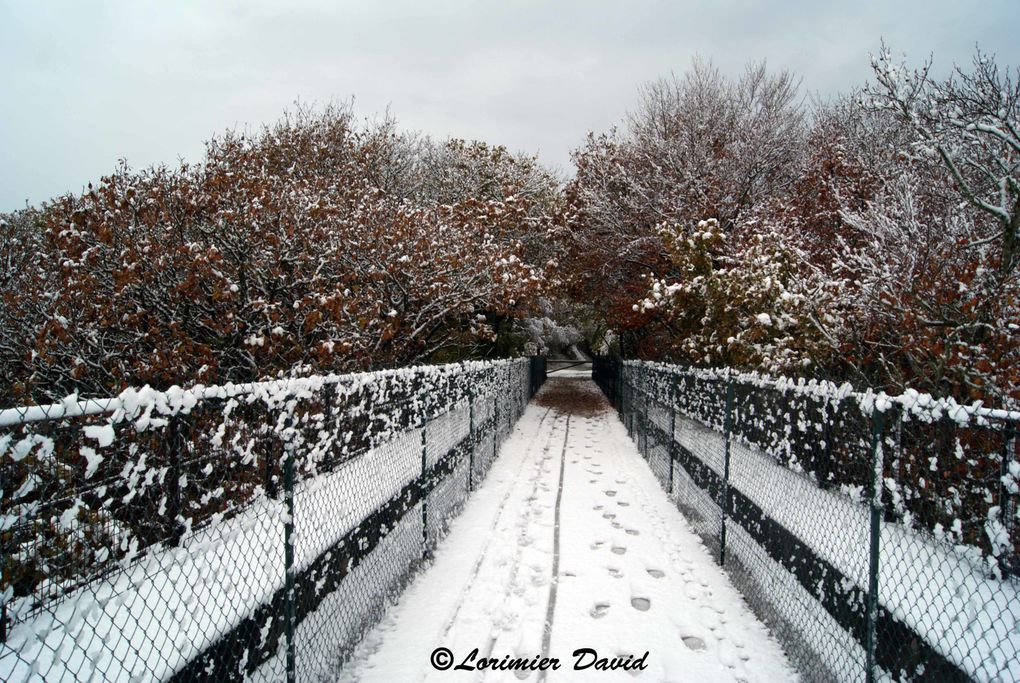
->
[337,378,797,683]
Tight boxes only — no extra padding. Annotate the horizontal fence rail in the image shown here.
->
[1,357,546,682]
[594,357,1020,683]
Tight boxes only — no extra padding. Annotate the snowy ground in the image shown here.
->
[336,378,797,682]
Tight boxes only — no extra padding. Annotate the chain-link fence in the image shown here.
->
[594,357,1019,683]
[1,357,545,682]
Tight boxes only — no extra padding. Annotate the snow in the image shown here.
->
[337,378,796,682]
[82,423,115,448]
[79,446,103,479]
[1,359,502,429]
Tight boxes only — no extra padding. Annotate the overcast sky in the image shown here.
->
[2,0,1019,211]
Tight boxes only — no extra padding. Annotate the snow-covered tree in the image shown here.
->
[868,44,1020,274]
[824,46,1020,403]
[560,59,805,354]
[0,105,555,404]
[637,218,841,373]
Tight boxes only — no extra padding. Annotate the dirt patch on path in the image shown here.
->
[534,378,609,416]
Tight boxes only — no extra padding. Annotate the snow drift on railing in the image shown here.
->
[636,361,1020,423]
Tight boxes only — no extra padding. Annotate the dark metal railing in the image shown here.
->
[593,357,1019,683]
[1,358,547,682]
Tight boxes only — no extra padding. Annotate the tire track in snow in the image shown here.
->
[341,407,558,683]
[472,412,565,680]
[437,407,555,642]
[537,414,570,683]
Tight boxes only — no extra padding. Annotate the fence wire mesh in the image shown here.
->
[594,357,1019,683]
[1,357,545,682]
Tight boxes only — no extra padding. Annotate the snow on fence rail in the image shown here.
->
[593,357,1019,683]
[0,357,547,682]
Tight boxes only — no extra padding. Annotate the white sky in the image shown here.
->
[2,0,1019,211]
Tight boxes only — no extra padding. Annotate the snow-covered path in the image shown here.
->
[337,378,797,682]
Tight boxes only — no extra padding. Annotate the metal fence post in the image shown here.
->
[623,364,631,436]
[865,405,886,683]
[720,378,734,567]
[615,359,622,409]
[634,364,641,448]
[1,437,7,643]
[283,410,297,683]
[629,364,635,437]
[635,364,642,452]
[530,356,538,398]
[467,386,475,492]
[644,366,651,459]
[506,364,512,431]
[819,398,833,491]
[168,415,184,546]
[493,394,500,462]
[629,364,634,436]
[1000,422,1017,577]
[265,428,279,499]
[516,363,521,419]
[640,364,648,458]
[421,423,429,559]
[668,396,676,495]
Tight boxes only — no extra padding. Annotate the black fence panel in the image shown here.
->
[594,358,1019,683]
[1,358,546,682]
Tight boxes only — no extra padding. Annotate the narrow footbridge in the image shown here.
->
[338,377,793,683]
[1,359,1017,682]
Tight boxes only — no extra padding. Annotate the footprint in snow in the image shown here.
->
[613,652,644,678]
[611,546,627,555]
[717,642,742,670]
[605,490,617,497]
[630,597,651,611]
[682,635,706,651]
[593,505,603,510]
[590,541,605,550]
[617,501,630,507]
[607,567,623,578]
[603,512,616,520]
[625,529,639,536]
[646,569,665,579]
[590,603,611,619]
[683,585,706,603]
